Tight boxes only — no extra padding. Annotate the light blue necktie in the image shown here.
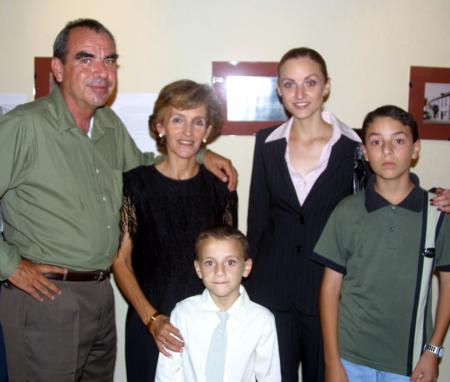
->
[205,311,229,382]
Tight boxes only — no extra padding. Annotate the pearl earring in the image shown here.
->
[159,133,164,138]
[202,137,207,144]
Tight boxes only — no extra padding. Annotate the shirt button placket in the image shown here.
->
[387,206,397,249]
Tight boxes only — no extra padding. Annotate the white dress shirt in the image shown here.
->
[265,110,361,205]
[155,286,281,382]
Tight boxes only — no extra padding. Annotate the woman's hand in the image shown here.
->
[431,187,450,214]
[148,314,184,357]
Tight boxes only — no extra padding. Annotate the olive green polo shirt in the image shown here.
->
[313,175,450,376]
[0,86,157,279]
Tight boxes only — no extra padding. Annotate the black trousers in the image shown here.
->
[274,310,325,382]
[125,308,159,382]
[0,320,8,382]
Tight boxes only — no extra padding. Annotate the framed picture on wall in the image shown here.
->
[34,57,55,99]
[408,66,450,140]
[212,61,287,135]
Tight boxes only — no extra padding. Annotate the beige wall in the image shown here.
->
[1,1,449,380]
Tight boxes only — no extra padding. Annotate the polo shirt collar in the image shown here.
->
[365,173,423,213]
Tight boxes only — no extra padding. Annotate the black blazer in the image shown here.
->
[246,126,359,314]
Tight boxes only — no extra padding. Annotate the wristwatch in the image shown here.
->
[423,343,445,358]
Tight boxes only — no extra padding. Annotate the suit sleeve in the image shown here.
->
[247,132,271,260]
[436,214,450,271]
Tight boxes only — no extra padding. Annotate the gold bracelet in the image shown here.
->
[146,311,162,332]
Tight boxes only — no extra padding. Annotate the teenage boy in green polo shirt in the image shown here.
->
[313,105,450,382]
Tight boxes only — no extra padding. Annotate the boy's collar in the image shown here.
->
[365,173,423,212]
[200,285,248,314]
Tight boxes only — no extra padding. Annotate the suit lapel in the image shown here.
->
[266,138,302,212]
[303,136,353,207]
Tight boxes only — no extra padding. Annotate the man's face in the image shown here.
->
[52,27,118,115]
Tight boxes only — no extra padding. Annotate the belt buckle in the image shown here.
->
[2,281,12,289]
[96,271,104,282]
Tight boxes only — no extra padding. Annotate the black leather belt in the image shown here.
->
[44,269,110,282]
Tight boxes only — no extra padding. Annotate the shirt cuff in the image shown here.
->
[311,252,346,275]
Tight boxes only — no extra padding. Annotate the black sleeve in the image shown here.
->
[119,172,138,244]
[247,131,271,260]
[222,190,238,228]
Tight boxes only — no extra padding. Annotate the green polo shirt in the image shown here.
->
[0,86,157,279]
[313,175,450,376]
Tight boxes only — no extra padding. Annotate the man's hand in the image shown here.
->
[203,150,238,191]
[410,351,438,382]
[8,258,66,302]
[431,188,450,214]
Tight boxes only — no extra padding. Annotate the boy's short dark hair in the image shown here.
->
[195,226,249,260]
[361,105,419,143]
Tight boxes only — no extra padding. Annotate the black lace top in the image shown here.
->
[120,164,238,314]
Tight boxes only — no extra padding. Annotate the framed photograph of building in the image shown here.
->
[408,66,450,140]
[212,61,287,135]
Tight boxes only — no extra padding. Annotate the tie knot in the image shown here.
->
[217,311,229,324]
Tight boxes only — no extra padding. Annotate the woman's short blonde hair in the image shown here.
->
[149,80,223,153]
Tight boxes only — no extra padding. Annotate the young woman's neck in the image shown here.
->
[156,155,199,180]
[291,110,330,139]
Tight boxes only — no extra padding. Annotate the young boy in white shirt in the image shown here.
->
[155,225,281,382]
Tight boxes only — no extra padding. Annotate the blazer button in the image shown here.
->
[298,215,305,224]
[296,245,303,253]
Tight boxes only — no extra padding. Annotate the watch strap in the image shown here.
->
[423,343,444,358]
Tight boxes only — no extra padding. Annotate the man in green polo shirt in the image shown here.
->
[0,18,236,381]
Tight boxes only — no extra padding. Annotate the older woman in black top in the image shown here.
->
[113,80,237,381]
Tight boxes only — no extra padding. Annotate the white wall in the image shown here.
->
[1,1,449,380]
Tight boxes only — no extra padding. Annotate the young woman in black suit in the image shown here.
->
[247,47,450,382]
[246,47,364,382]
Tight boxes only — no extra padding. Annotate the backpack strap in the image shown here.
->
[411,192,442,371]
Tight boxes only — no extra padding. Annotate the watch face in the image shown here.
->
[438,348,445,357]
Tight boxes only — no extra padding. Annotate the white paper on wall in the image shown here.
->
[111,93,158,154]
[0,93,28,116]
